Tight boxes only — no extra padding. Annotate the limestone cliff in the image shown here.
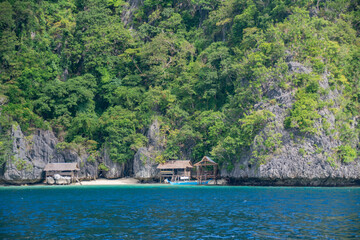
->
[0,125,123,184]
[220,62,360,186]
[133,119,164,180]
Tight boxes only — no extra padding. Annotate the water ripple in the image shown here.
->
[0,186,359,239]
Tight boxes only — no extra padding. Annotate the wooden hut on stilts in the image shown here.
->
[157,160,193,183]
[194,156,218,184]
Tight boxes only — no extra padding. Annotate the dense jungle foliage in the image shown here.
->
[0,0,359,167]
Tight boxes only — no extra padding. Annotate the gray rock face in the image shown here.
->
[287,61,312,74]
[133,147,159,179]
[1,125,45,184]
[221,62,360,186]
[121,0,143,27]
[0,125,101,184]
[101,147,126,179]
[133,119,163,179]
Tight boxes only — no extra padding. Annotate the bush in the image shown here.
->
[98,163,110,171]
[337,145,357,163]
[298,148,306,156]
[240,110,275,145]
[285,90,320,134]
[305,80,320,94]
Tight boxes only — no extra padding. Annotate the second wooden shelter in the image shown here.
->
[157,156,218,183]
[194,156,218,184]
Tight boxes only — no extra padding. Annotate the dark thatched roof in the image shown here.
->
[157,160,193,170]
[194,156,218,166]
[44,163,80,171]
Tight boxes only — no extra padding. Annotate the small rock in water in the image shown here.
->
[208,179,227,185]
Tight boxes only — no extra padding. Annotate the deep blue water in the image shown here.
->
[0,185,359,239]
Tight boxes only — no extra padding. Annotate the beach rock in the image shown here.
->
[54,174,61,180]
[55,177,67,185]
[53,175,71,185]
[46,177,55,185]
[64,176,71,184]
[133,119,163,179]
[208,179,228,185]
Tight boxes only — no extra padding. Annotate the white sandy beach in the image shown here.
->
[74,178,141,186]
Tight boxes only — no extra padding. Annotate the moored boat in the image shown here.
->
[165,178,211,185]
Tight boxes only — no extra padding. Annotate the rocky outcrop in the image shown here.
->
[101,147,127,179]
[1,125,47,184]
[133,147,159,179]
[0,125,120,184]
[133,119,164,179]
[221,62,360,186]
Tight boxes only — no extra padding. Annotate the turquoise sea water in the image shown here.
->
[0,185,359,239]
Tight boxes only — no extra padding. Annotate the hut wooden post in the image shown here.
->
[197,171,200,184]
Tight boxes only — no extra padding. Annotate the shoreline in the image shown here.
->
[0,178,145,187]
[73,178,142,186]
[1,177,360,187]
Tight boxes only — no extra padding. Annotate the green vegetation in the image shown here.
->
[0,0,359,167]
[98,163,110,172]
[298,148,306,157]
[11,156,33,171]
[326,156,338,168]
[284,90,321,134]
[337,144,357,163]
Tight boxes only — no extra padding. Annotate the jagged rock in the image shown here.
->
[0,125,99,184]
[133,148,159,179]
[133,119,164,179]
[309,7,318,18]
[78,160,98,180]
[121,0,143,27]
[288,61,311,74]
[101,147,126,179]
[46,177,55,185]
[0,95,8,106]
[0,125,44,184]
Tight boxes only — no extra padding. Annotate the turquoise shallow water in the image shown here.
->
[0,185,359,239]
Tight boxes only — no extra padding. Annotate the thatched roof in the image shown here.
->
[194,156,218,166]
[157,160,193,170]
[44,163,80,171]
